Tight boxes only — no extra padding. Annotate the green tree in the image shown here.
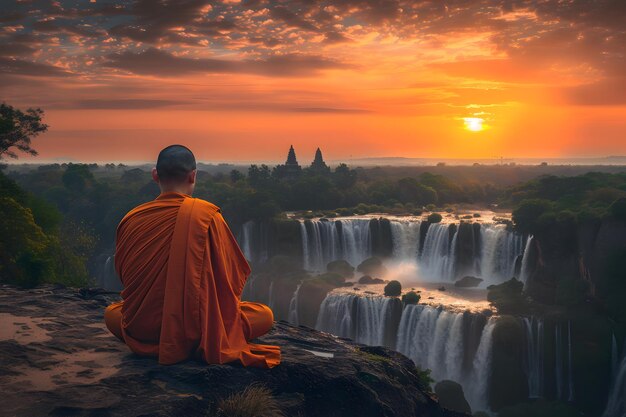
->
[0,197,52,287]
[0,103,48,159]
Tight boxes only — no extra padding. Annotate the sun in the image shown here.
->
[463,117,485,132]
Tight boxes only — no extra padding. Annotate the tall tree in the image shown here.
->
[0,103,48,159]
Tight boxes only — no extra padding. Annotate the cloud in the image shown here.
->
[563,77,626,106]
[70,99,188,109]
[104,48,348,77]
[0,57,72,77]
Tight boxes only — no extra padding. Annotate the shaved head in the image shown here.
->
[156,145,196,183]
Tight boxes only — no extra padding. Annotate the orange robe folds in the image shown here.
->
[106,192,280,368]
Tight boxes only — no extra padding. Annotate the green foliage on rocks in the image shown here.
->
[487,278,526,313]
[384,280,402,297]
[401,291,420,305]
[427,212,443,223]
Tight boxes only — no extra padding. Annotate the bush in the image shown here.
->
[326,260,354,278]
[402,291,420,305]
[427,212,443,223]
[487,278,526,313]
[217,384,283,417]
[610,197,626,221]
[384,280,402,296]
[357,256,387,277]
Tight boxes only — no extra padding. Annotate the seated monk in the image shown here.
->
[104,145,280,368]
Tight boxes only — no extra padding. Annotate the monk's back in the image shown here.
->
[115,193,188,343]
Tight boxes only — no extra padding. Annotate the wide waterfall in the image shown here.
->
[316,293,495,413]
[238,216,527,284]
[300,219,372,272]
[396,303,495,412]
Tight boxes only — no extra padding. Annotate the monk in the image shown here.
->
[104,145,280,368]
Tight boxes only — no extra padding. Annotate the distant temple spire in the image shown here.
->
[310,147,330,173]
[286,145,299,166]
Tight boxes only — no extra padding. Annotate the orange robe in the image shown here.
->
[104,192,280,368]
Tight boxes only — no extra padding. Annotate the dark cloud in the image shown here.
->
[0,11,26,23]
[270,6,319,32]
[0,57,72,77]
[0,43,36,57]
[70,99,188,109]
[563,77,626,106]
[104,48,347,77]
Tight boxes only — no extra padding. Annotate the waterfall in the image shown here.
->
[611,334,619,384]
[301,219,371,272]
[555,323,564,399]
[419,223,456,281]
[99,255,122,291]
[288,284,301,326]
[519,236,534,285]
[315,293,398,347]
[523,317,545,398]
[395,303,494,412]
[238,220,269,264]
[267,281,276,312]
[465,318,497,412]
[603,356,626,417]
[390,219,421,260]
[567,321,575,401]
[480,225,525,284]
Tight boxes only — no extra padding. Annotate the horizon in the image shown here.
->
[2,0,625,162]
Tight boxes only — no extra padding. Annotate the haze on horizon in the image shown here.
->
[1,0,625,162]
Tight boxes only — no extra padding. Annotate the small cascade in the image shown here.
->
[465,318,497,412]
[555,323,564,399]
[419,223,456,281]
[480,225,525,284]
[554,322,576,401]
[316,293,401,348]
[390,219,421,260]
[99,255,122,291]
[603,356,626,417]
[287,284,302,326]
[567,321,575,401]
[267,281,276,312]
[611,334,619,384]
[519,236,534,285]
[523,317,545,398]
[301,219,371,272]
[238,220,269,264]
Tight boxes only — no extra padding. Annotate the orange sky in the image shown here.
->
[2,0,625,162]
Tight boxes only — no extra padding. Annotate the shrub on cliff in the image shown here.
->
[610,197,626,221]
[384,280,402,297]
[402,291,420,305]
[217,384,283,417]
[427,212,443,223]
[357,256,387,277]
[487,278,526,313]
[326,260,354,278]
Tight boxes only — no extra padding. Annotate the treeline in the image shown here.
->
[507,172,626,235]
[3,163,626,288]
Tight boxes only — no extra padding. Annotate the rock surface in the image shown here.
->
[454,276,483,288]
[0,285,467,417]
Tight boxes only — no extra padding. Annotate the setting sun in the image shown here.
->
[463,117,485,132]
